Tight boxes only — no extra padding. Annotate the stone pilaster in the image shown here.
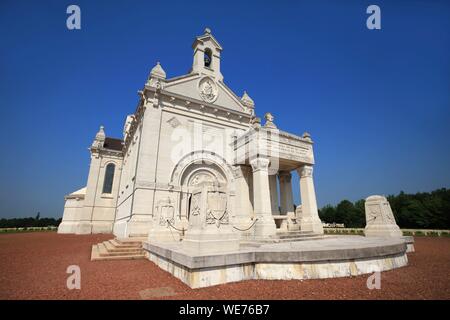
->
[297,165,323,234]
[250,157,277,238]
[127,96,162,237]
[76,150,102,234]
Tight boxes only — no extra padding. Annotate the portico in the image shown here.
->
[233,114,323,237]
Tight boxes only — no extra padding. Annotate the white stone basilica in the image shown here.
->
[58,28,323,240]
[58,29,412,288]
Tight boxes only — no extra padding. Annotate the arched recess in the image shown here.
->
[170,150,234,192]
[170,150,235,222]
[204,48,212,68]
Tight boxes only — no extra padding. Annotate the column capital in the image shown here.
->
[278,171,292,183]
[250,157,270,172]
[297,165,313,178]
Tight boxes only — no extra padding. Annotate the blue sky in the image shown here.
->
[0,0,449,218]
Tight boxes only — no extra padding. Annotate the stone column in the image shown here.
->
[279,171,294,215]
[297,165,323,234]
[268,174,280,214]
[250,157,277,238]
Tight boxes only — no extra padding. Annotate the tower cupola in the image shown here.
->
[191,28,224,81]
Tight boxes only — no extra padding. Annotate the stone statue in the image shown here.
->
[264,112,277,129]
[364,195,402,237]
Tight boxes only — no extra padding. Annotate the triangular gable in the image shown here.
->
[163,74,247,113]
[192,32,223,51]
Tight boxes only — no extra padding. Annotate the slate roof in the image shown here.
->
[103,137,123,151]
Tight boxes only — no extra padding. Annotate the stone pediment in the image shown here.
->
[162,74,250,114]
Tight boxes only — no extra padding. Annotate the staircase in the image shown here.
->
[91,237,147,261]
[276,230,324,242]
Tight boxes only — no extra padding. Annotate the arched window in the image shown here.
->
[102,163,115,194]
[204,48,212,68]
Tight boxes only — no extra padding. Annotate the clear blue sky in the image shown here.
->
[0,0,449,218]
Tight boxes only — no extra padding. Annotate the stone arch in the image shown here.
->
[182,166,226,189]
[101,159,118,168]
[170,150,234,192]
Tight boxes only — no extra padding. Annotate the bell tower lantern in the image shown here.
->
[191,28,224,81]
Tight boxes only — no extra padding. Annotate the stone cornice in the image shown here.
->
[235,127,314,146]
[123,82,254,153]
[90,146,123,158]
[123,98,146,153]
[144,85,253,121]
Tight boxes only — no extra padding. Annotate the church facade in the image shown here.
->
[58,28,324,240]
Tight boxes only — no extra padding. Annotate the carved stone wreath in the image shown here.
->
[198,77,218,103]
[206,191,228,227]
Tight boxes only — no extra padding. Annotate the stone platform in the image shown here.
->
[143,235,409,288]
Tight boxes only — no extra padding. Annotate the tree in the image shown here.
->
[319,205,336,223]
[319,188,450,230]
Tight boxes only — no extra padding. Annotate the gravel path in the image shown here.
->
[0,232,448,299]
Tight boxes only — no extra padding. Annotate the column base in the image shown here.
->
[299,217,324,235]
[364,225,402,238]
[254,214,277,237]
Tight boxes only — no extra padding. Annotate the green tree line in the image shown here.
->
[319,188,450,229]
[0,212,61,228]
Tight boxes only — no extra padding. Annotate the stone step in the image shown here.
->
[90,237,147,261]
[277,235,325,242]
[100,243,143,257]
[127,234,148,240]
[115,238,145,246]
[92,249,145,261]
[276,231,315,239]
[240,233,324,246]
[90,244,100,260]
[103,241,142,254]
[109,239,142,249]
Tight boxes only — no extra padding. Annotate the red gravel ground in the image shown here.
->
[0,232,449,300]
